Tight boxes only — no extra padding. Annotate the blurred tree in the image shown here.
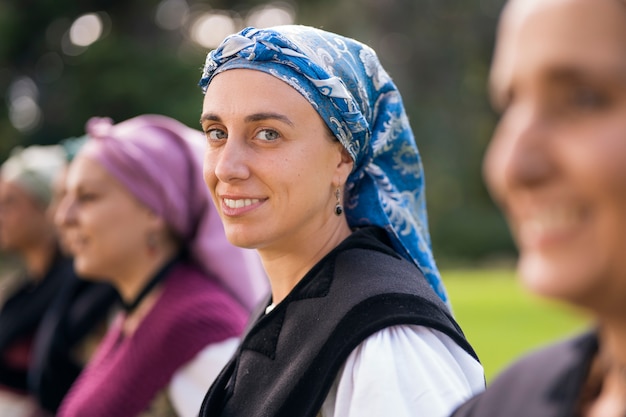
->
[294,0,515,263]
[0,0,515,264]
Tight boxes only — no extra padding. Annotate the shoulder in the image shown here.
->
[322,325,484,417]
[321,228,477,359]
[163,262,247,314]
[333,227,437,301]
[348,325,484,390]
[451,331,596,417]
[145,262,248,343]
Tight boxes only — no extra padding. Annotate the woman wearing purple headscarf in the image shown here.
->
[54,114,268,417]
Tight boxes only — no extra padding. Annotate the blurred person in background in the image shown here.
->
[27,137,119,415]
[47,136,88,255]
[0,142,119,417]
[55,114,268,417]
[0,144,70,417]
[197,25,484,417]
[451,0,626,416]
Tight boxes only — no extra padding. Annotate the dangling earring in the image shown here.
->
[334,188,343,216]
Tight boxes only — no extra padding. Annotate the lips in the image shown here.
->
[64,233,88,255]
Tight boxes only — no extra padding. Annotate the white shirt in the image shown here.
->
[168,337,239,417]
[320,325,485,417]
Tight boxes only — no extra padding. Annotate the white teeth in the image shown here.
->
[519,207,582,241]
[224,198,260,209]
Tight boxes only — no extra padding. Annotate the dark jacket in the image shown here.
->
[0,251,73,392]
[29,275,118,413]
[451,331,597,417]
[0,249,119,413]
[200,227,478,417]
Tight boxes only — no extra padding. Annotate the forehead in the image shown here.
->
[0,179,38,208]
[203,69,313,114]
[65,156,110,189]
[0,180,25,199]
[490,0,626,96]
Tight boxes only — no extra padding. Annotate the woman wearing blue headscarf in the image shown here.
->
[198,25,484,417]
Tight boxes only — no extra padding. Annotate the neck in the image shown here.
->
[121,285,163,336]
[20,232,57,281]
[114,245,178,304]
[259,219,352,305]
[116,247,177,337]
[583,322,626,417]
[599,320,626,373]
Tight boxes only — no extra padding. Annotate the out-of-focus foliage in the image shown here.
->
[0,0,515,264]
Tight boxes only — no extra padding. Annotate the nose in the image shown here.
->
[208,136,251,184]
[54,193,77,230]
[483,103,555,199]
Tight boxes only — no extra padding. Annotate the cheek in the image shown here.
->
[572,124,626,199]
[202,158,216,187]
[18,207,47,234]
[203,149,219,186]
[482,132,511,206]
[84,209,146,262]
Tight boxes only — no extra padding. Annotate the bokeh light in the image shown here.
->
[69,13,103,47]
[155,0,189,30]
[246,3,296,28]
[189,11,238,49]
[7,77,42,133]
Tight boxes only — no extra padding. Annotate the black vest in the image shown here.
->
[200,227,478,417]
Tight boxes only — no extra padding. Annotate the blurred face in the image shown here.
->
[0,179,50,252]
[485,0,626,311]
[56,156,158,282]
[201,69,353,253]
[48,165,72,254]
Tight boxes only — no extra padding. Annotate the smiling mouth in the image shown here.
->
[223,198,261,209]
[518,206,585,244]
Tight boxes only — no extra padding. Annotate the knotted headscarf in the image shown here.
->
[78,114,268,311]
[199,26,448,305]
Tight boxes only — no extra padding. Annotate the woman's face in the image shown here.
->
[48,165,73,254]
[485,0,626,312]
[0,180,50,252]
[201,69,353,254]
[56,156,158,282]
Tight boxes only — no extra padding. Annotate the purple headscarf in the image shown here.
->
[78,114,268,311]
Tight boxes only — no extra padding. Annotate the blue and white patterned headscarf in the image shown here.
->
[199,25,449,306]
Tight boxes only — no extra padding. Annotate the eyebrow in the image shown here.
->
[545,66,626,84]
[490,63,626,111]
[200,112,295,127]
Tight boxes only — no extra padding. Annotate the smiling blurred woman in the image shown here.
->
[451,1,626,416]
[55,114,267,417]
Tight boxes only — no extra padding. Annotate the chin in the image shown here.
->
[225,234,259,250]
[73,257,103,281]
[223,225,264,250]
[518,251,593,305]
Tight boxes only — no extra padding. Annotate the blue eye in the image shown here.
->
[255,129,280,141]
[206,128,227,141]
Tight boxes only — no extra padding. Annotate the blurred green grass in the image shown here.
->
[443,269,589,382]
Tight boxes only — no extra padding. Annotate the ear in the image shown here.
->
[333,144,354,187]
[142,207,167,234]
